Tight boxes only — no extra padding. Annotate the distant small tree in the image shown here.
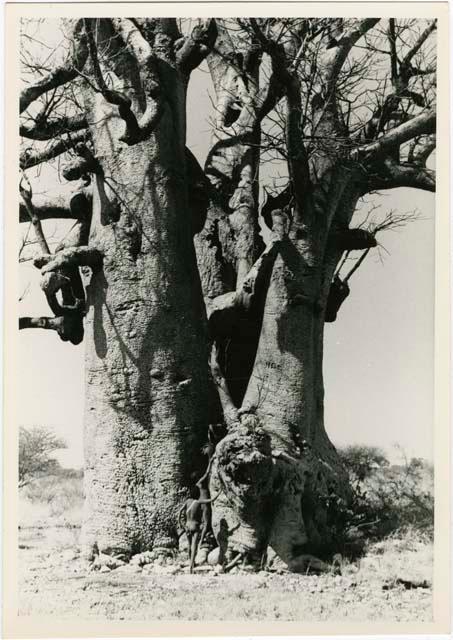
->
[19,426,66,487]
[339,445,390,482]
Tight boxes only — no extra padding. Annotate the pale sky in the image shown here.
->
[17,30,435,468]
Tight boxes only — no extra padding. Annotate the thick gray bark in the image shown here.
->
[19,17,436,570]
[79,19,210,556]
[208,167,364,567]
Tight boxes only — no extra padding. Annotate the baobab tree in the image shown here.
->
[19,17,436,569]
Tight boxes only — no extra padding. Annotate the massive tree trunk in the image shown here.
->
[193,25,362,568]
[79,19,209,557]
[194,23,265,410]
[19,17,436,569]
[208,167,363,569]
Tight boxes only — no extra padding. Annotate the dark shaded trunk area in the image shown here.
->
[80,20,209,557]
[206,175,363,569]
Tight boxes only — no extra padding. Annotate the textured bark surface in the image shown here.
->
[19,17,437,570]
[80,20,209,556]
[194,24,267,413]
[208,168,364,568]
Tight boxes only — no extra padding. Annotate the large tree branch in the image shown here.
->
[83,19,142,144]
[19,314,84,345]
[20,182,93,324]
[248,18,273,52]
[35,246,102,273]
[207,232,282,337]
[236,232,282,308]
[361,17,435,145]
[353,109,436,162]
[325,19,380,93]
[19,316,64,330]
[210,344,239,432]
[203,20,295,186]
[176,19,217,75]
[388,19,398,83]
[110,18,153,64]
[285,77,310,204]
[20,194,76,223]
[83,18,167,144]
[19,188,92,223]
[20,20,88,114]
[20,113,88,141]
[409,135,436,166]
[401,20,437,68]
[110,18,167,141]
[19,175,50,254]
[364,157,436,192]
[62,143,102,181]
[20,130,90,170]
[19,176,64,319]
[248,19,310,195]
[36,244,96,321]
[19,174,93,346]
[207,227,285,426]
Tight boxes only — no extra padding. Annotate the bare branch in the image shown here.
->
[210,344,239,432]
[401,20,437,68]
[110,18,167,140]
[412,135,436,166]
[110,18,153,64]
[62,143,102,181]
[326,19,380,93]
[20,20,88,114]
[176,19,218,74]
[354,109,436,162]
[365,157,435,192]
[285,78,310,202]
[208,232,282,326]
[248,19,272,52]
[82,19,167,144]
[83,19,141,144]
[20,113,88,140]
[19,187,92,223]
[19,316,61,330]
[388,19,398,83]
[330,228,377,251]
[19,174,51,254]
[20,131,90,170]
[35,246,103,272]
[248,19,310,195]
[361,19,436,143]
[20,194,75,223]
[343,247,371,283]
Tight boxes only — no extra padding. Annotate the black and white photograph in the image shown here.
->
[3,3,450,636]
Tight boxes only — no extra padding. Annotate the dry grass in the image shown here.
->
[20,474,83,529]
[18,473,433,622]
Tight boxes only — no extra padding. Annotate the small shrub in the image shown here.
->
[335,445,434,546]
[19,426,66,488]
[20,474,84,528]
[338,445,390,483]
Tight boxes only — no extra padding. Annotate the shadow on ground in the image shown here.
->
[18,475,433,622]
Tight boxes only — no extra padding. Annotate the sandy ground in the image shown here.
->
[18,518,433,622]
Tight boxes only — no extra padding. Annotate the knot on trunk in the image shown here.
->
[210,415,277,557]
[216,420,274,497]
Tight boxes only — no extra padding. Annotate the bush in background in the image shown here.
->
[335,445,434,550]
[19,434,433,550]
[19,426,67,488]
